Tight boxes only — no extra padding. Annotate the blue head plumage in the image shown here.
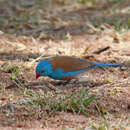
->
[36,60,53,79]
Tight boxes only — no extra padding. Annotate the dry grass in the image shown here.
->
[0,0,130,129]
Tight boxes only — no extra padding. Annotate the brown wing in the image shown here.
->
[47,56,93,72]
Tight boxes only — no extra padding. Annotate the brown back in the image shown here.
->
[47,56,93,72]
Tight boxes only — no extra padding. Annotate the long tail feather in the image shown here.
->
[67,62,122,76]
[92,62,122,68]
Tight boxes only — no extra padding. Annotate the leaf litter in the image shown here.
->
[0,0,130,129]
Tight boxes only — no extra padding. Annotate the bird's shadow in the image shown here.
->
[50,80,108,88]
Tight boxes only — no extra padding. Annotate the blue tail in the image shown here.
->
[92,62,122,68]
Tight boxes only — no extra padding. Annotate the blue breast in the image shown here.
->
[49,67,88,80]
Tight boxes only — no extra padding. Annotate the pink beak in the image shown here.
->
[36,73,40,79]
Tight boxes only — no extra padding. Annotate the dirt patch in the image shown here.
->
[0,0,130,129]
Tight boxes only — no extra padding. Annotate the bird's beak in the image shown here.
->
[36,73,40,79]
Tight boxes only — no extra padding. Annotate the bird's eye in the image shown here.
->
[41,70,45,73]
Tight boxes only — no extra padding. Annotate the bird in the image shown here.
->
[35,56,122,80]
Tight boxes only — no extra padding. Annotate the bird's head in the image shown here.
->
[35,60,53,79]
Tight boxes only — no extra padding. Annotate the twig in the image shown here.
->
[94,46,110,54]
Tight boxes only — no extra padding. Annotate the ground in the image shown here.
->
[0,0,130,129]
